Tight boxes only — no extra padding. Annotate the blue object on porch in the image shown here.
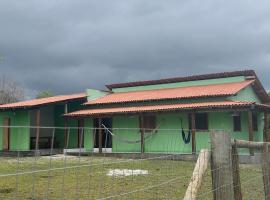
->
[180,119,191,144]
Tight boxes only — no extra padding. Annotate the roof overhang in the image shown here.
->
[86,80,254,106]
[105,70,270,104]
[64,101,270,118]
[0,93,87,111]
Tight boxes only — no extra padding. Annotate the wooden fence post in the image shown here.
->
[183,149,210,200]
[261,143,270,200]
[210,131,234,200]
[98,118,102,154]
[231,142,242,200]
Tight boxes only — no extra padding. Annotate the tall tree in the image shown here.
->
[0,76,24,104]
[36,91,54,99]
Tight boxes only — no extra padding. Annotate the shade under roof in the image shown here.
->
[65,101,268,117]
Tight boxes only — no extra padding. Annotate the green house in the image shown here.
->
[0,70,269,155]
[66,70,270,155]
[0,93,87,152]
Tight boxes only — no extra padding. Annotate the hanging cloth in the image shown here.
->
[180,118,191,144]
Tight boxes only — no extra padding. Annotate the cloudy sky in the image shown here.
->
[1,0,270,98]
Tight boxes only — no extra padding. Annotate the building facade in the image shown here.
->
[66,70,270,155]
[0,93,86,151]
[0,70,269,155]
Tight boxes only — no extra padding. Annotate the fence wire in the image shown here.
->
[0,126,266,199]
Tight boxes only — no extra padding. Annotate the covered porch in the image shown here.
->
[66,101,270,155]
[0,93,86,152]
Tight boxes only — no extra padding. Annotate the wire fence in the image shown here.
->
[0,126,266,199]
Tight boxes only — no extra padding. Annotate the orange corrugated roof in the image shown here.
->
[85,80,254,105]
[65,101,256,117]
[0,93,87,109]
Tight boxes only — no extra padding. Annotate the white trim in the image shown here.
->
[93,148,112,153]
[63,148,86,153]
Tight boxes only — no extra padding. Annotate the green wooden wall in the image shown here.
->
[84,118,93,151]
[0,100,85,151]
[0,111,30,150]
[112,76,246,92]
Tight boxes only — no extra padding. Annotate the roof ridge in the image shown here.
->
[106,69,255,89]
[108,79,254,95]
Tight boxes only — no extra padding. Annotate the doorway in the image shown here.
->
[93,118,112,152]
[3,118,10,151]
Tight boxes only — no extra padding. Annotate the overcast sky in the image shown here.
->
[1,0,270,98]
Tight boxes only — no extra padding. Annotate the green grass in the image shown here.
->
[0,155,264,199]
[197,164,264,199]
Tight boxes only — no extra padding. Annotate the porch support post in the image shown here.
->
[264,112,269,142]
[139,115,145,154]
[64,119,68,148]
[35,109,41,151]
[248,110,254,156]
[191,112,196,154]
[98,118,102,154]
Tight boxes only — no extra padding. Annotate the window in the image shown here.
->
[142,116,156,132]
[189,113,209,131]
[252,113,258,131]
[233,115,241,132]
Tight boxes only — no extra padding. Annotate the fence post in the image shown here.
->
[210,131,234,200]
[231,142,242,200]
[261,143,270,199]
[183,149,210,200]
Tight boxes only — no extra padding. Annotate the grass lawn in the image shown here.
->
[0,155,264,199]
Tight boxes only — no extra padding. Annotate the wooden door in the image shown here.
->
[3,118,10,150]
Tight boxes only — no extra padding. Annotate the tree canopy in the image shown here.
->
[0,76,24,104]
[36,91,54,99]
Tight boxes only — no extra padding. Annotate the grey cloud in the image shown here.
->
[0,0,270,98]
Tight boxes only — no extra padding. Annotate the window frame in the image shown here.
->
[189,113,209,131]
[142,115,156,132]
[252,113,258,132]
[233,114,242,132]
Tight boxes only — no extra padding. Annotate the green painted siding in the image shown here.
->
[229,86,261,103]
[112,76,246,92]
[145,113,192,153]
[0,111,30,150]
[112,116,141,152]
[83,118,93,151]
[86,89,109,101]
[110,111,264,154]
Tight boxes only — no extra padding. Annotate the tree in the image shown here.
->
[36,91,54,99]
[0,76,24,104]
